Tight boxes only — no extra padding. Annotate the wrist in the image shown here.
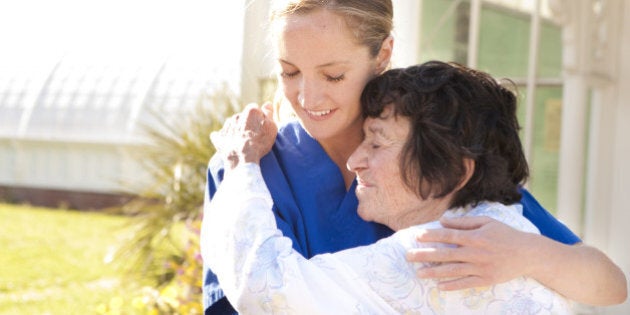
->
[523,233,566,280]
[242,153,262,165]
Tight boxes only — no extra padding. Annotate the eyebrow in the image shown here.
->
[366,124,389,139]
[278,59,350,69]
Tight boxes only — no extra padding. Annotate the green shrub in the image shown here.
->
[99,85,239,314]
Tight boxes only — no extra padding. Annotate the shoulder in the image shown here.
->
[275,120,316,151]
[207,121,303,177]
[276,120,302,141]
[467,202,540,234]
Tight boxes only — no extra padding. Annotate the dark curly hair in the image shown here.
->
[360,61,529,208]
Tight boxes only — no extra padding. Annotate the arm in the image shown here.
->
[524,234,627,306]
[406,216,628,305]
[201,104,396,313]
[203,163,397,313]
[204,170,570,313]
[201,103,279,314]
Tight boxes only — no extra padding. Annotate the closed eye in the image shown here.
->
[326,74,345,82]
[281,71,300,79]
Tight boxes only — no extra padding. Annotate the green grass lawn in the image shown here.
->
[0,203,135,315]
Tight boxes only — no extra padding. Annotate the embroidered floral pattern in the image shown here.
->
[204,164,573,314]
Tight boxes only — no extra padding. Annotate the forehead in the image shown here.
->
[364,106,410,139]
[283,8,348,34]
[275,9,368,62]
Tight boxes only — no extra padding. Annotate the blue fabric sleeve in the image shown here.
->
[519,188,581,245]
[204,297,237,315]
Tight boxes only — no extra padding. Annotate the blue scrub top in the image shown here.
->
[202,121,580,314]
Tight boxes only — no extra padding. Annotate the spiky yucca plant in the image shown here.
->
[110,84,240,304]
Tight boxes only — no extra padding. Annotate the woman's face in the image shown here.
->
[276,9,381,141]
[346,106,453,231]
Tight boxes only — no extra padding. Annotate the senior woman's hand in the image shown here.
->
[210,102,278,169]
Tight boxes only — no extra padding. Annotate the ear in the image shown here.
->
[375,35,394,74]
[455,158,475,191]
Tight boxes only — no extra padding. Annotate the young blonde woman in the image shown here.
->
[201,1,626,313]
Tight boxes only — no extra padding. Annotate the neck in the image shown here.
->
[319,122,363,190]
[390,196,455,231]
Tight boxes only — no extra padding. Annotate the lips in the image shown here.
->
[355,177,372,189]
[303,108,336,120]
[307,109,332,116]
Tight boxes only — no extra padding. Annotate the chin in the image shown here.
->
[300,121,339,141]
[356,206,373,223]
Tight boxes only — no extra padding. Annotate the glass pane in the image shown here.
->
[525,85,563,213]
[477,3,531,77]
[419,0,462,62]
[537,19,562,78]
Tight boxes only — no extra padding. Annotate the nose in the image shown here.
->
[298,78,323,109]
[346,143,367,173]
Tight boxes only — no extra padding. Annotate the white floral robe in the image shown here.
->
[201,163,573,314]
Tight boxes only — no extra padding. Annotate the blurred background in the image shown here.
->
[0,0,628,314]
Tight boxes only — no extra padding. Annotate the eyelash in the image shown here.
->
[281,71,299,79]
[280,71,344,83]
[326,74,345,82]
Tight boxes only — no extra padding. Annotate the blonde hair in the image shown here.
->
[270,0,393,57]
[272,88,297,123]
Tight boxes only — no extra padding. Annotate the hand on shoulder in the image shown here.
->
[210,102,278,169]
[406,215,537,290]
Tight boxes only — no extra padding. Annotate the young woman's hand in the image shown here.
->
[210,102,277,169]
[406,216,534,289]
[406,216,628,306]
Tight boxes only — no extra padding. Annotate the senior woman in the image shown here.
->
[202,61,572,314]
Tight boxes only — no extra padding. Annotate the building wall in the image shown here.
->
[549,0,630,313]
[596,1,630,313]
[0,138,144,208]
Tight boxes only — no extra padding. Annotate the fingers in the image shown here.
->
[436,275,488,291]
[261,101,274,120]
[244,110,264,131]
[243,102,259,112]
[416,262,475,280]
[415,262,493,291]
[407,244,481,265]
[415,228,465,245]
[210,102,278,167]
[224,103,276,132]
[415,217,498,245]
[407,246,459,263]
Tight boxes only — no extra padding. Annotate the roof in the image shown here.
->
[0,48,235,144]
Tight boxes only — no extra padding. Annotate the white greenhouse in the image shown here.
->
[0,49,233,209]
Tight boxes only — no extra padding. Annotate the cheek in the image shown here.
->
[342,75,373,111]
[379,159,408,202]
[331,86,361,114]
[280,81,299,106]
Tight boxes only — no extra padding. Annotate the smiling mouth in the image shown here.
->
[356,178,371,188]
[304,108,335,119]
